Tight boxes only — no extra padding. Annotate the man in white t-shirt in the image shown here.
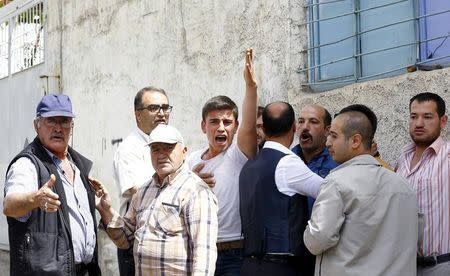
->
[112,86,172,276]
[187,48,258,275]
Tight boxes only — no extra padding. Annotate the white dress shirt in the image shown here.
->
[263,141,323,198]
[113,127,154,216]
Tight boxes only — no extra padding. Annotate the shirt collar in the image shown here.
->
[428,136,444,154]
[44,147,70,165]
[136,127,150,144]
[153,162,188,188]
[263,141,293,155]
[332,154,380,172]
[403,136,444,155]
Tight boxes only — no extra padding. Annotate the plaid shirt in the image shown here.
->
[106,164,218,275]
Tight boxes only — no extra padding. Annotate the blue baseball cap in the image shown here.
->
[36,94,76,118]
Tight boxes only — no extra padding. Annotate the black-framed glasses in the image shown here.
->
[138,104,173,114]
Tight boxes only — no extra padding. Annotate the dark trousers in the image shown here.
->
[215,248,243,276]
[241,257,297,276]
[241,254,315,276]
[117,247,135,276]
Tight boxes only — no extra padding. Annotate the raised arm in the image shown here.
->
[237,48,258,158]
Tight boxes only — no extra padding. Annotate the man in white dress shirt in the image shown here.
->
[112,86,171,276]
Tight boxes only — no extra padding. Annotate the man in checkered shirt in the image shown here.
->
[92,124,219,275]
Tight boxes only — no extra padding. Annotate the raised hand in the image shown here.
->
[36,174,61,212]
[192,163,216,188]
[89,177,112,212]
[244,48,258,89]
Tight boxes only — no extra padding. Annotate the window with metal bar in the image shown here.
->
[10,1,44,74]
[304,0,450,91]
[418,0,450,69]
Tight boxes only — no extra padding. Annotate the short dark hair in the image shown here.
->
[202,95,239,121]
[323,107,332,126]
[134,86,167,111]
[263,102,295,137]
[336,104,377,150]
[409,92,446,117]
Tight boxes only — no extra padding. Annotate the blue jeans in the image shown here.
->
[215,248,243,276]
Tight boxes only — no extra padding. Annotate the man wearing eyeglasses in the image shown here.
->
[112,86,172,276]
[3,94,100,275]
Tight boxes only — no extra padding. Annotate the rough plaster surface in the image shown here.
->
[1,0,449,274]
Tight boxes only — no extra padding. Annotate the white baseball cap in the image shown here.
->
[148,124,184,145]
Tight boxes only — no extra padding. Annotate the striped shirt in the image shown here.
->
[106,164,218,275]
[396,136,450,256]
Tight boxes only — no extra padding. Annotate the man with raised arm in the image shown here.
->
[187,48,258,275]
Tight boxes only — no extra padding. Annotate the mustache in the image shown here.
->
[50,133,65,139]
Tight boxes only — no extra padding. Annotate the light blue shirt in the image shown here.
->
[4,150,96,264]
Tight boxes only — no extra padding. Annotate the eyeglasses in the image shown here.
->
[138,104,173,114]
[41,117,73,129]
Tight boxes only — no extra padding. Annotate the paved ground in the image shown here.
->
[0,250,9,276]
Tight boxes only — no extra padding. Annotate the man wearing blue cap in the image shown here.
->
[3,94,100,275]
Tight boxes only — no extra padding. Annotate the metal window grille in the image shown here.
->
[0,0,44,79]
[0,20,8,78]
[301,0,450,90]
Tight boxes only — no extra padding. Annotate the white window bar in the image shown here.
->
[11,1,44,73]
[0,0,44,77]
[0,20,8,78]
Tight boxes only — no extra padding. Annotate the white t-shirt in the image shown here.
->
[113,128,155,216]
[187,143,247,242]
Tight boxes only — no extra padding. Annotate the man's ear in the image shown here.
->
[324,125,331,137]
[234,120,239,134]
[33,118,39,133]
[351,133,363,150]
[201,121,206,134]
[440,114,448,129]
[135,110,141,123]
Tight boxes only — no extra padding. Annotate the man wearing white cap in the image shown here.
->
[92,124,219,275]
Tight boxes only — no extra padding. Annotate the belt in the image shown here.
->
[417,253,450,267]
[250,254,295,265]
[75,263,89,275]
[216,240,243,251]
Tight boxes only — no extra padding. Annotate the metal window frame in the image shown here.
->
[304,0,450,90]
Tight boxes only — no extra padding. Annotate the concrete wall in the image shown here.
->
[1,0,449,274]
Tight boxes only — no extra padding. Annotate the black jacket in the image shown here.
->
[5,137,101,275]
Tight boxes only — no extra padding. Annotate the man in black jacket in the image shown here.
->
[3,94,100,276]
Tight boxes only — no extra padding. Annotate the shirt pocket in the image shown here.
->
[156,202,183,235]
[416,177,439,212]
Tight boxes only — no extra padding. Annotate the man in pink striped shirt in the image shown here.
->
[396,92,450,276]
